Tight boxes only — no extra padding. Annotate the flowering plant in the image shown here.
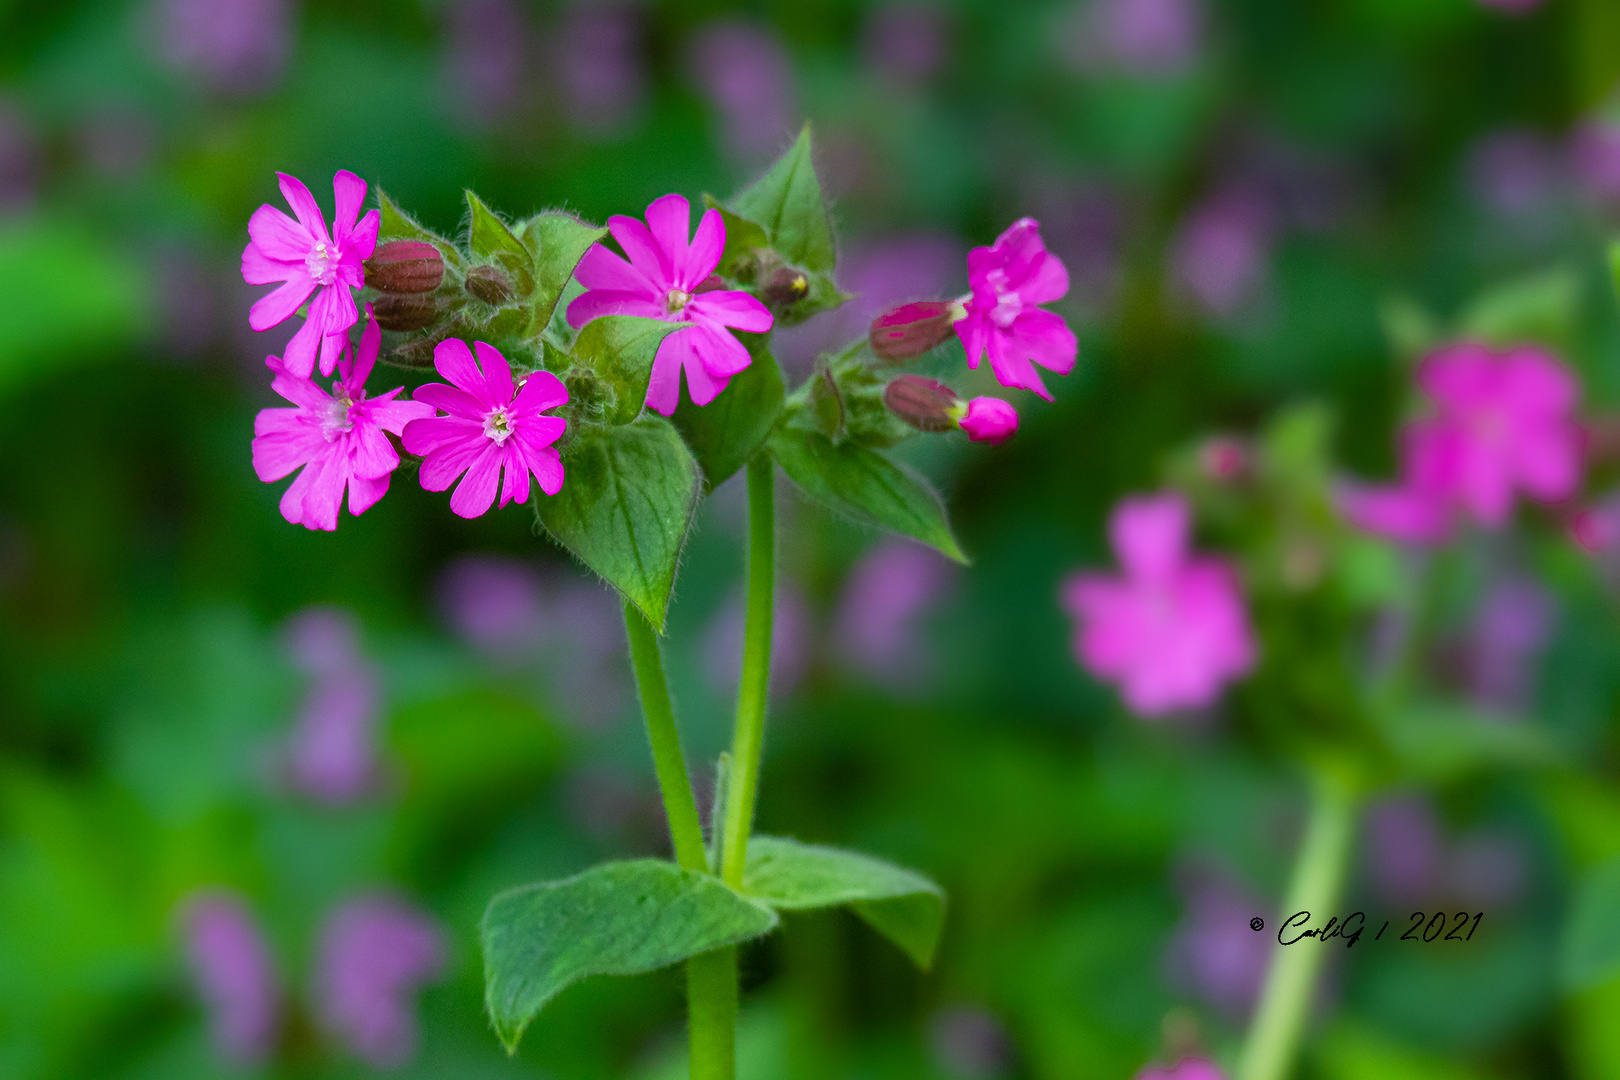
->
[240,129,1069,1077]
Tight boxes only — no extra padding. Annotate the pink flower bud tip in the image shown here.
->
[956,396,1018,445]
[1198,436,1248,481]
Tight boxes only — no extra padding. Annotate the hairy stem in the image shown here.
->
[1235,767,1358,1080]
[719,455,776,888]
[623,601,707,871]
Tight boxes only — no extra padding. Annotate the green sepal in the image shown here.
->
[520,211,607,335]
[742,836,946,969]
[768,428,966,563]
[702,195,771,280]
[731,125,837,274]
[773,269,851,328]
[482,859,779,1053]
[375,189,463,269]
[571,315,688,426]
[465,190,535,294]
[672,334,785,490]
[534,415,701,631]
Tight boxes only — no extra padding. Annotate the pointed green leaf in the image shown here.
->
[520,210,608,335]
[535,416,700,630]
[483,860,779,1052]
[742,836,945,969]
[375,189,463,268]
[466,191,534,293]
[702,195,771,278]
[769,428,965,562]
[572,315,688,425]
[731,126,836,273]
[672,335,785,489]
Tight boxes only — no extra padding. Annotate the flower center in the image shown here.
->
[484,407,515,445]
[984,268,1023,328]
[305,241,338,286]
[321,394,354,441]
[665,288,691,315]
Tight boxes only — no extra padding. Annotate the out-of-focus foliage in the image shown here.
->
[4,0,1620,1078]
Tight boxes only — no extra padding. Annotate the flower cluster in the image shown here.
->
[244,171,571,530]
[1338,342,1583,544]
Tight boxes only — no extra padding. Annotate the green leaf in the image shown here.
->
[1562,854,1620,991]
[535,416,700,630]
[1456,266,1580,350]
[769,428,965,562]
[701,196,771,279]
[482,860,778,1052]
[466,190,534,293]
[375,189,463,268]
[731,125,837,273]
[742,836,945,969]
[571,316,689,425]
[520,210,607,335]
[1373,698,1557,781]
[672,335,785,489]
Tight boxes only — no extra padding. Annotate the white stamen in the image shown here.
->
[484,408,515,445]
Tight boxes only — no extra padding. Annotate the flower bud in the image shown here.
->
[364,240,445,293]
[761,266,810,307]
[869,301,961,362]
[465,264,516,305]
[884,374,960,433]
[370,293,440,332]
[955,396,1018,446]
[1197,436,1250,482]
[384,337,439,368]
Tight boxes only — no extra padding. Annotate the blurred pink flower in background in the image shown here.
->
[152,0,293,96]
[314,895,446,1069]
[957,218,1076,400]
[1169,187,1273,319]
[443,0,529,126]
[1571,118,1620,204]
[774,233,964,377]
[1024,180,1127,313]
[1074,0,1204,77]
[0,98,38,214]
[1467,576,1554,711]
[1468,130,1563,223]
[1475,0,1544,13]
[687,23,797,161]
[438,554,545,658]
[551,3,644,134]
[1341,343,1582,541]
[280,607,383,803]
[1135,1058,1227,1080]
[862,3,951,84]
[1062,493,1255,716]
[1363,794,1445,907]
[928,1005,1014,1079]
[834,541,957,690]
[1163,862,1269,1019]
[566,193,773,415]
[704,584,812,698]
[180,890,281,1065]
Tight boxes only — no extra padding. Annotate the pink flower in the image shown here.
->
[565,193,773,415]
[955,217,1076,400]
[957,396,1018,445]
[1061,493,1255,716]
[252,308,435,532]
[180,890,280,1065]
[401,339,569,518]
[314,895,446,1069]
[242,171,379,378]
[1135,1058,1227,1080]
[1335,478,1454,545]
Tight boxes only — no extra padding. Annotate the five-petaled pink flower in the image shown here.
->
[1339,342,1582,543]
[1061,493,1255,717]
[565,193,774,416]
[243,170,379,378]
[955,218,1077,401]
[252,307,434,532]
[402,340,569,519]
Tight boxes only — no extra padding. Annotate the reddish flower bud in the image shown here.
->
[364,240,445,293]
[761,266,810,307]
[1198,435,1250,482]
[385,337,439,369]
[465,264,515,305]
[884,374,960,433]
[370,293,440,332]
[869,300,961,362]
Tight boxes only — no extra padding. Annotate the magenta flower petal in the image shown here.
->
[331,170,367,244]
[247,204,312,264]
[567,193,774,411]
[276,171,331,244]
[514,373,569,415]
[474,340,515,405]
[1112,493,1188,579]
[450,443,505,518]
[431,338,488,399]
[181,891,280,1065]
[411,383,488,420]
[1335,482,1453,544]
[348,473,390,516]
[249,275,316,333]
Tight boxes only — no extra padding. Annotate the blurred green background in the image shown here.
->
[7,0,1620,1077]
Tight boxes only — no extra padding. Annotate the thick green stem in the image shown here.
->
[719,456,776,889]
[687,947,739,1080]
[622,601,706,871]
[1235,768,1358,1080]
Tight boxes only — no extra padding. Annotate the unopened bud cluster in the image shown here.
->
[884,374,1019,446]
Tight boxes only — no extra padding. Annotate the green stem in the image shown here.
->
[622,601,706,871]
[1236,767,1358,1080]
[719,455,776,889]
[687,947,739,1080]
